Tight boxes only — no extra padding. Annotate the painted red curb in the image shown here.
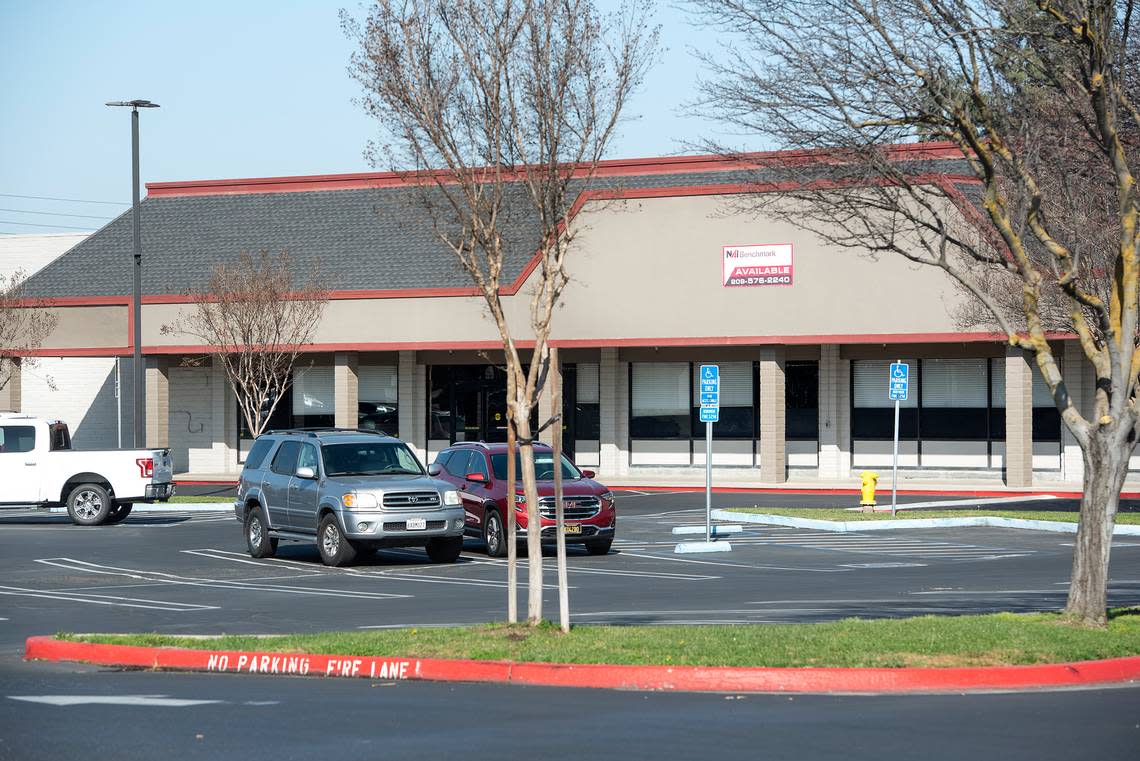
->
[25,637,1140,694]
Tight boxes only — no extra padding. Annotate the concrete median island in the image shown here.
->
[715,508,1140,534]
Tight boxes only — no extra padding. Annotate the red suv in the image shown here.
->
[428,442,615,557]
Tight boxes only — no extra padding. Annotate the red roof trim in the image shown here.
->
[146,141,967,198]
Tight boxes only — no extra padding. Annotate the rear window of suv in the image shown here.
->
[244,438,274,470]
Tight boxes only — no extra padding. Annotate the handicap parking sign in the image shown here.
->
[888,362,909,401]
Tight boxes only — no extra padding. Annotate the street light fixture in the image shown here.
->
[106,99,160,448]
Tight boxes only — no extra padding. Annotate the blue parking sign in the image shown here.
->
[888,362,909,401]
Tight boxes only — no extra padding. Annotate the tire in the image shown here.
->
[245,505,278,559]
[483,508,507,558]
[66,483,112,526]
[104,504,133,524]
[318,514,358,567]
[585,537,613,556]
[425,536,463,564]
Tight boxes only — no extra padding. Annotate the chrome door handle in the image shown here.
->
[24,461,36,466]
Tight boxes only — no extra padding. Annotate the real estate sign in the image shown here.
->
[722,243,793,287]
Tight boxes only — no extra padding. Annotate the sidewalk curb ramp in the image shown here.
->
[24,636,1140,694]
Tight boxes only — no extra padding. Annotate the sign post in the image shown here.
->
[888,361,910,518]
[698,365,719,544]
[673,365,736,553]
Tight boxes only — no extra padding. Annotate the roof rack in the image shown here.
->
[450,441,491,449]
[265,427,392,438]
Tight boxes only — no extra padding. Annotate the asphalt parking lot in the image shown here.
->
[3,489,1140,760]
[2,490,1139,646]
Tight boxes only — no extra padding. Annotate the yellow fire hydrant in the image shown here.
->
[860,471,879,511]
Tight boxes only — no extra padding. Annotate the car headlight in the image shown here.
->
[342,492,378,509]
[601,491,614,504]
[443,490,461,506]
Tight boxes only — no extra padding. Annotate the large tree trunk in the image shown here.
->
[515,411,545,624]
[1066,431,1125,626]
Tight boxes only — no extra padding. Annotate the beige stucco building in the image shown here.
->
[6,145,1100,486]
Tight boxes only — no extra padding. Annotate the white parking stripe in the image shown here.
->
[0,585,219,612]
[34,558,412,600]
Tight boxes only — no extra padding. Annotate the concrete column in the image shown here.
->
[599,348,626,476]
[0,358,21,412]
[145,357,169,449]
[538,354,558,444]
[334,352,359,429]
[398,351,426,462]
[817,345,851,480]
[759,346,787,483]
[1061,341,1090,483]
[1004,346,1034,487]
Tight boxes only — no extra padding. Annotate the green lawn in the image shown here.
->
[728,507,1140,524]
[64,609,1140,668]
[166,495,234,504]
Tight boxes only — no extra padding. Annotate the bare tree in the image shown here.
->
[344,0,656,625]
[161,251,329,438]
[691,0,1139,625]
[0,269,58,395]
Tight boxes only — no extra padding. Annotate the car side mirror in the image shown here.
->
[465,472,486,483]
[296,466,317,480]
[581,469,596,479]
[427,463,442,476]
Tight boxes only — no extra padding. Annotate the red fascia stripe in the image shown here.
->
[24,637,1140,694]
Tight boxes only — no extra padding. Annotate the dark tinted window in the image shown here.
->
[0,426,36,453]
[443,450,471,478]
[269,441,301,475]
[49,423,71,451]
[433,450,453,469]
[244,439,275,470]
[466,451,490,480]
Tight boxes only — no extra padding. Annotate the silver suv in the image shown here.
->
[233,429,465,566]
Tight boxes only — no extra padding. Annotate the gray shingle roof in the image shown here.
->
[23,156,973,298]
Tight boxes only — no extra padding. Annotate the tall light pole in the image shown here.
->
[106,99,159,448]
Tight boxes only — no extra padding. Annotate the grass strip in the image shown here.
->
[729,508,1140,524]
[166,496,234,504]
[63,610,1140,669]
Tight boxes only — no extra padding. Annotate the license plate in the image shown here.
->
[406,518,427,530]
[563,524,582,535]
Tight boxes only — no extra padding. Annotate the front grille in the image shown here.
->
[383,520,447,532]
[538,496,600,520]
[383,491,442,509]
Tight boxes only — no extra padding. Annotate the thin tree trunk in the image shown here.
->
[551,348,570,633]
[516,410,544,624]
[506,368,518,624]
[1066,432,1124,626]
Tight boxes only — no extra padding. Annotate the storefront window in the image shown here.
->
[573,363,601,440]
[786,361,819,440]
[921,359,988,440]
[292,366,335,428]
[690,361,753,438]
[359,365,398,436]
[852,359,918,439]
[631,362,690,438]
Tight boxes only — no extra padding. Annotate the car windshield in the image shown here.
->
[322,442,424,477]
[490,452,582,481]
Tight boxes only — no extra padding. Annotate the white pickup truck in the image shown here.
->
[0,414,175,525]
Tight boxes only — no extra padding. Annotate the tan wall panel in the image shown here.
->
[550,195,975,342]
[40,306,127,349]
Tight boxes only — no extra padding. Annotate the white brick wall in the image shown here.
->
[21,357,133,449]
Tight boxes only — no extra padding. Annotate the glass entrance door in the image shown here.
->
[429,364,536,444]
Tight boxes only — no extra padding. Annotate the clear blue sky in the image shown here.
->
[0,0,763,234]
